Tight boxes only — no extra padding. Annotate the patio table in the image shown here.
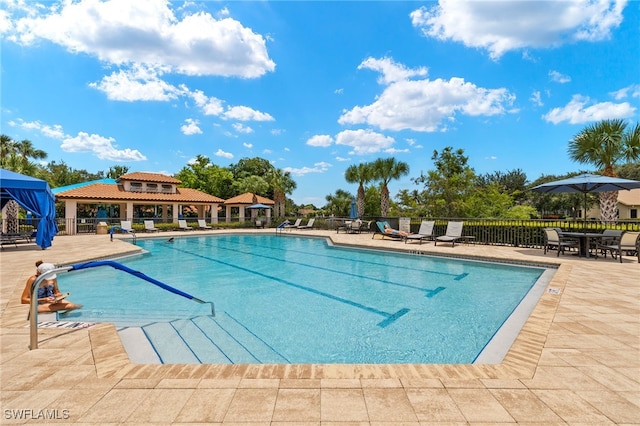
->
[560,231,607,258]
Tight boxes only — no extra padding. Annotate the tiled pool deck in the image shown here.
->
[1,229,638,424]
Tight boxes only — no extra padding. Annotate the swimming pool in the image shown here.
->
[58,234,550,364]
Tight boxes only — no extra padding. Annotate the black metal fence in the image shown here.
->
[5,216,639,250]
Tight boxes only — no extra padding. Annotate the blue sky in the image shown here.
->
[1,0,639,206]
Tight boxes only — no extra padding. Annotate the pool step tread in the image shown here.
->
[118,326,162,364]
[142,322,200,364]
[194,315,289,364]
[170,319,233,363]
[190,316,263,364]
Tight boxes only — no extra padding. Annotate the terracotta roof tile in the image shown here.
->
[55,183,224,203]
[224,192,274,205]
[118,172,181,184]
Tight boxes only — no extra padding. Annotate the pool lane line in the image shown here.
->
[199,238,447,297]
[163,244,410,328]
[217,236,462,279]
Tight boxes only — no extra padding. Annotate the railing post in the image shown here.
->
[29,266,73,350]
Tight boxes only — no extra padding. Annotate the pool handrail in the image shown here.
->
[29,260,215,350]
[109,225,136,243]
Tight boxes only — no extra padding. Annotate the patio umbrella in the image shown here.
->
[349,197,358,219]
[247,203,271,209]
[531,173,640,225]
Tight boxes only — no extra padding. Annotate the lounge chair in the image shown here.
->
[177,219,193,231]
[375,221,406,240]
[285,218,302,231]
[144,220,160,232]
[434,221,464,247]
[197,219,213,230]
[299,218,315,229]
[542,227,578,256]
[597,231,640,263]
[405,220,435,244]
[120,221,133,232]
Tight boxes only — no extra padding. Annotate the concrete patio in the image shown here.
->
[1,229,638,424]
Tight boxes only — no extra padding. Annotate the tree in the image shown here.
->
[413,147,475,217]
[568,119,640,221]
[370,157,409,217]
[232,175,270,195]
[175,155,234,198]
[106,165,130,179]
[465,183,514,218]
[267,168,296,218]
[345,162,373,218]
[324,189,353,217]
[476,169,528,204]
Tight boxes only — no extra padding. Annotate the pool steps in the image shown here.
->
[118,312,289,364]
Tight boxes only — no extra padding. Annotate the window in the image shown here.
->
[162,184,173,193]
[631,209,637,219]
[146,183,158,192]
[130,182,143,192]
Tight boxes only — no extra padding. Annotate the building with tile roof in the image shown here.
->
[54,172,224,234]
[223,192,274,224]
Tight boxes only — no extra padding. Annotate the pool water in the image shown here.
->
[58,234,547,364]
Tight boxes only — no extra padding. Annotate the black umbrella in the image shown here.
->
[531,173,640,225]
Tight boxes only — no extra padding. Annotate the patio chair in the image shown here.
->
[374,221,406,240]
[285,218,302,230]
[597,231,640,263]
[299,218,315,229]
[144,220,160,233]
[255,219,265,229]
[177,219,193,231]
[542,227,578,256]
[405,220,435,244]
[197,219,213,230]
[120,221,133,233]
[435,221,464,247]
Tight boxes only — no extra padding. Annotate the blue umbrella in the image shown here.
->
[532,173,640,224]
[350,197,358,219]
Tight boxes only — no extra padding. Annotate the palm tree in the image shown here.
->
[568,119,640,221]
[15,139,47,164]
[344,162,372,218]
[371,157,410,217]
[267,168,296,219]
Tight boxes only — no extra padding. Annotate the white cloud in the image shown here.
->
[610,84,640,100]
[14,118,146,161]
[284,161,332,177]
[232,123,254,134]
[61,132,146,161]
[358,56,428,84]
[335,156,351,162]
[549,70,571,84]
[189,90,224,116]
[410,0,625,60]
[340,58,515,132]
[214,148,233,159]
[5,0,275,78]
[243,142,253,149]
[306,134,334,147]
[543,95,636,124]
[530,91,543,107]
[181,118,202,135]
[89,65,181,101]
[334,129,395,155]
[223,106,274,121]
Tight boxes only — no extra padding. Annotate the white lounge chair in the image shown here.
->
[299,218,315,229]
[434,221,464,247]
[405,220,435,244]
[120,221,133,232]
[197,219,213,230]
[285,218,302,230]
[177,219,193,231]
[144,220,160,232]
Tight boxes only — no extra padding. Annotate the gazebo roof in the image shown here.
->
[224,192,274,205]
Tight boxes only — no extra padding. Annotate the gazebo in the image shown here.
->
[223,193,274,223]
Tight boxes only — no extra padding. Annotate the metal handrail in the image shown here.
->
[109,225,136,244]
[29,261,214,350]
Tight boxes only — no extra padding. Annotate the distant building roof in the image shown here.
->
[617,188,640,206]
[117,172,181,184]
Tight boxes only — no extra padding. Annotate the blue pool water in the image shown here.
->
[58,235,547,364]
